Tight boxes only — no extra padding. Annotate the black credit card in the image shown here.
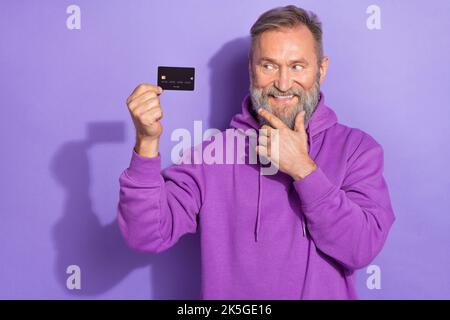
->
[157,66,195,91]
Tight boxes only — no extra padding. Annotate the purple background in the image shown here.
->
[1,0,449,299]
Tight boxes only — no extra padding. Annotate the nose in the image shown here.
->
[274,67,292,92]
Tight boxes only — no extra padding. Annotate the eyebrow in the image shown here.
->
[259,57,309,65]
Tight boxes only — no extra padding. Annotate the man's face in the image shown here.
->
[249,24,328,129]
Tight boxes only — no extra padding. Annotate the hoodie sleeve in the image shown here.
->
[293,133,395,270]
[117,149,203,253]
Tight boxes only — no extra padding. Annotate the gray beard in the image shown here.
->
[249,77,321,130]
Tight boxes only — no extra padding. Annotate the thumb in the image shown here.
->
[294,110,306,132]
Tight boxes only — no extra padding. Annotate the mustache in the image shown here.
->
[262,86,305,97]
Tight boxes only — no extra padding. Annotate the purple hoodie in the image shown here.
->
[117,91,395,299]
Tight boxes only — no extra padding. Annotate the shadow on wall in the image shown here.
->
[208,36,251,130]
[51,121,200,299]
[50,37,251,299]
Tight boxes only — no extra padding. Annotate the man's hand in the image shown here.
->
[126,83,164,158]
[255,108,317,180]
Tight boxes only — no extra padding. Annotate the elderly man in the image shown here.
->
[118,5,395,299]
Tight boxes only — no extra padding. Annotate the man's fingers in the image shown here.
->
[259,125,272,137]
[258,108,287,129]
[139,107,163,124]
[258,135,269,147]
[255,145,270,158]
[128,92,159,111]
[134,99,160,117]
[127,83,162,104]
[294,110,306,133]
[146,107,164,122]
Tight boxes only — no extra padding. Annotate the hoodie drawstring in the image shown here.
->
[301,215,306,237]
[300,126,313,238]
[255,165,262,242]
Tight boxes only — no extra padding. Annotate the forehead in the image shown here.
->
[254,25,316,61]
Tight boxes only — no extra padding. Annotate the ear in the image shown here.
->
[319,56,329,85]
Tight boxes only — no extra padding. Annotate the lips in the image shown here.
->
[273,95,294,99]
[270,94,296,104]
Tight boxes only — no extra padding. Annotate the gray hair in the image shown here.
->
[249,5,324,67]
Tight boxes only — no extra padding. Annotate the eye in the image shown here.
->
[263,63,276,70]
[293,64,304,71]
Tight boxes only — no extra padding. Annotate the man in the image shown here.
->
[117,5,395,299]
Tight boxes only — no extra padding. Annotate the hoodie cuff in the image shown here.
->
[293,166,337,208]
[125,149,162,185]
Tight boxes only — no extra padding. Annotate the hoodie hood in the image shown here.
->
[229,91,338,241]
